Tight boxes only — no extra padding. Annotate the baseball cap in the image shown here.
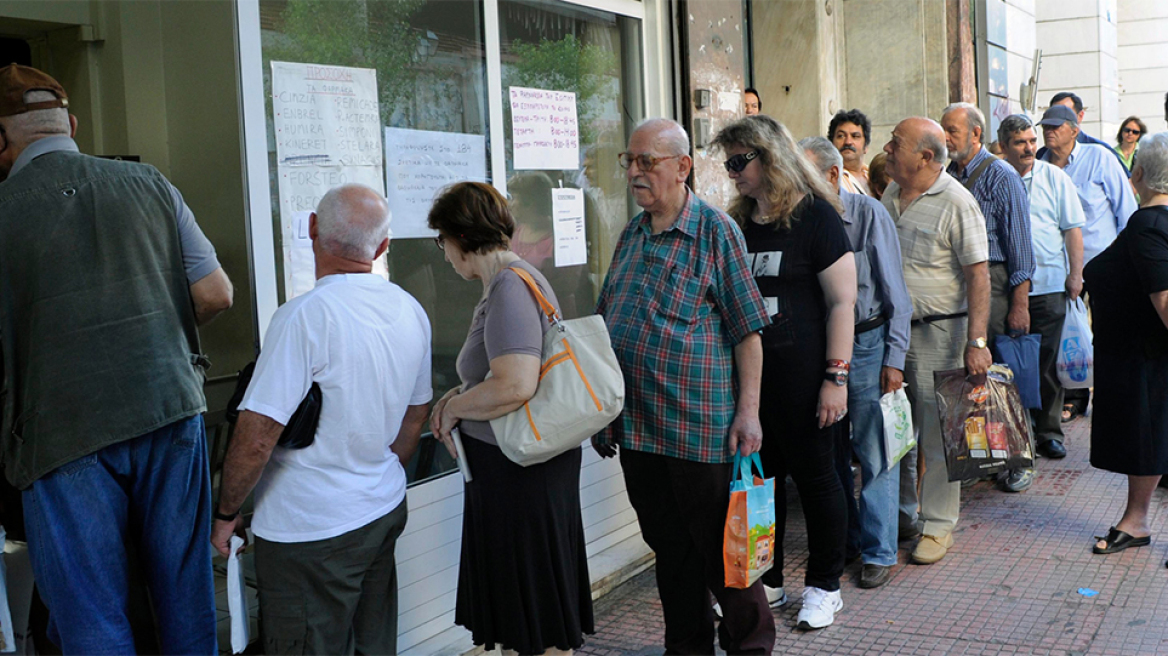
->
[0,64,68,118]
[1038,104,1077,128]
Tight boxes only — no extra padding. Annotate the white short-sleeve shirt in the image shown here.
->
[240,273,433,543]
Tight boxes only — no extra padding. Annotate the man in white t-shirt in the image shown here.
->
[210,184,432,654]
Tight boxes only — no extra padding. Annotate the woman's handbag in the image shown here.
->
[489,267,625,466]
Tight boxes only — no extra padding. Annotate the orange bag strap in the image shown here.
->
[509,266,561,323]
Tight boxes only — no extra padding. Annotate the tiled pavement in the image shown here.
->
[577,416,1168,655]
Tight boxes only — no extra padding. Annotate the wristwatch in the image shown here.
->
[214,507,240,522]
[967,337,987,349]
[824,370,849,386]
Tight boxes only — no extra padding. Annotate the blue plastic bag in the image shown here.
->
[723,452,775,588]
[1058,298,1094,389]
[994,334,1042,409]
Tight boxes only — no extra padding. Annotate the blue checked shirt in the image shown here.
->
[595,190,771,463]
[948,146,1035,288]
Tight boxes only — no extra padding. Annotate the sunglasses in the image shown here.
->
[1123,128,1142,136]
[433,234,446,250]
[723,150,760,173]
[617,152,682,172]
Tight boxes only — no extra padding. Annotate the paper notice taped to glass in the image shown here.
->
[552,188,587,267]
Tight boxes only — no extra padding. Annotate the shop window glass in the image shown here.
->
[259,0,488,484]
[499,0,643,318]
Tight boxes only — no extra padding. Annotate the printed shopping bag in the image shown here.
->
[935,365,1036,482]
[880,387,916,471]
[723,453,776,589]
[993,334,1042,409]
[227,536,249,654]
[1057,298,1094,389]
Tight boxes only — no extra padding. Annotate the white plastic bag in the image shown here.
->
[1057,298,1094,389]
[881,387,915,471]
[0,528,16,653]
[227,536,249,654]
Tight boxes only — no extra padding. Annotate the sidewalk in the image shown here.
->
[578,416,1168,655]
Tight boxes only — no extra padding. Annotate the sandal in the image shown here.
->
[1093,526,1151,554]
[1061,403,1079,423]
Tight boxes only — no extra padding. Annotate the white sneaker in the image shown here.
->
[796,587,842,630]
[764,585,789,608]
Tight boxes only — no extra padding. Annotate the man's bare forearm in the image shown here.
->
[965,262,991,340]
[733,332,762,415]
[218,410,283,514]
[390,404,430,465]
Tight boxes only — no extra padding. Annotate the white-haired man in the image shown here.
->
[941,102,1041,491]
[593,118,775,653]
[0,64,232,652]
[212,184,431,654]
[882,117,991,565]
[801,136,912,588]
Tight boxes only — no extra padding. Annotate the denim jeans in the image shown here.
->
[848,325,900,566]
[23,415,217,654]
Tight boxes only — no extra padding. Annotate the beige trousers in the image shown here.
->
[904,316,967,538]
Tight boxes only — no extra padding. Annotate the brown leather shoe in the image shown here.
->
[911,533,954,564]
[858,564,893,588]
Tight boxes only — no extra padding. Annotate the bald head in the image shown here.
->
[632,117,690,157]
[313,184,391,261]
[883,117,947,190]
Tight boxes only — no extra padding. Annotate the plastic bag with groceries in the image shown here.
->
[934,364,1036,482]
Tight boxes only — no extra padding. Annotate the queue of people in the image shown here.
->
[2,59,1168,655]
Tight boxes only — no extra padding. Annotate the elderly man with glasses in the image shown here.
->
[592,118,775,655]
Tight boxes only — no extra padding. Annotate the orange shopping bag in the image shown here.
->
[723,452,776,588]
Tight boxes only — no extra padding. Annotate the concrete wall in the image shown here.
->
[1035,0,1120,141]
[1000,0,1038,117]
[1117,0,1168,133]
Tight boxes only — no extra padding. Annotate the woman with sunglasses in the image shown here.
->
[1115,116,1147,174]
[711,116,857,630]
[427,181,593,656]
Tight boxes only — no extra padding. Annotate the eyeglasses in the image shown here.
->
[1123,127,1142,136]
[618,152,682,172]
[723,150,760,173]
[433,234,446,250]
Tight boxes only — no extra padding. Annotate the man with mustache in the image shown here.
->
[593,118,775,654]
[831,109,874,196]
[941,103,1038,491]
[997,114,1086,488]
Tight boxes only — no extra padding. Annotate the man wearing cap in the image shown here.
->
[0,64,232,652]
[1038,103,1135,425]
[1036,92,1128,174]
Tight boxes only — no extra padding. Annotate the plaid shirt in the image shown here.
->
[595,191,770,463]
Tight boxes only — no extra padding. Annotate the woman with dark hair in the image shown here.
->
[1115,116,1148,174]
[867,152,890,200]
[428,181,593,655]
[712,115,857,630]
[1087,133,1168,558]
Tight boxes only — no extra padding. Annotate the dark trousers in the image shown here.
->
[620,449,776,655]
[1028,292,1067,444]
[255,500,408,655]
[834,425,861,560]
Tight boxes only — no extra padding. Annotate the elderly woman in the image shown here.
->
[428,182,592,655]
[711,116,857,630]
[1086,133,1168,557]
[1115,116,1147,174]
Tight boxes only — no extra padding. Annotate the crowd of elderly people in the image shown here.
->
[4,59,1168,655]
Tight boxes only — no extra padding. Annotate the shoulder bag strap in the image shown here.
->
[961,153,999,191]
[508,266,560,323]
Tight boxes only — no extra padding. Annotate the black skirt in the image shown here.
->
[455,437,594,654]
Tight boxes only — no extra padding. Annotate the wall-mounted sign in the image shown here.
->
[509,86,579,171]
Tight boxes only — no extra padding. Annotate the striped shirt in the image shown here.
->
[947,146,1035,289]
[595,191,770,463]
[883,171,990,319]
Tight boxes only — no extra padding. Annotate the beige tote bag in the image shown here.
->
[489,268,625,466]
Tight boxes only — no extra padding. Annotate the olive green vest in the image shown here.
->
[0,150,207,488]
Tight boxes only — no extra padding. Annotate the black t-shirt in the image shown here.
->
[1086,205,1168,357]
[742,195,853,350]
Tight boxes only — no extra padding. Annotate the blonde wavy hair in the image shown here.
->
[711,115,844,230]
